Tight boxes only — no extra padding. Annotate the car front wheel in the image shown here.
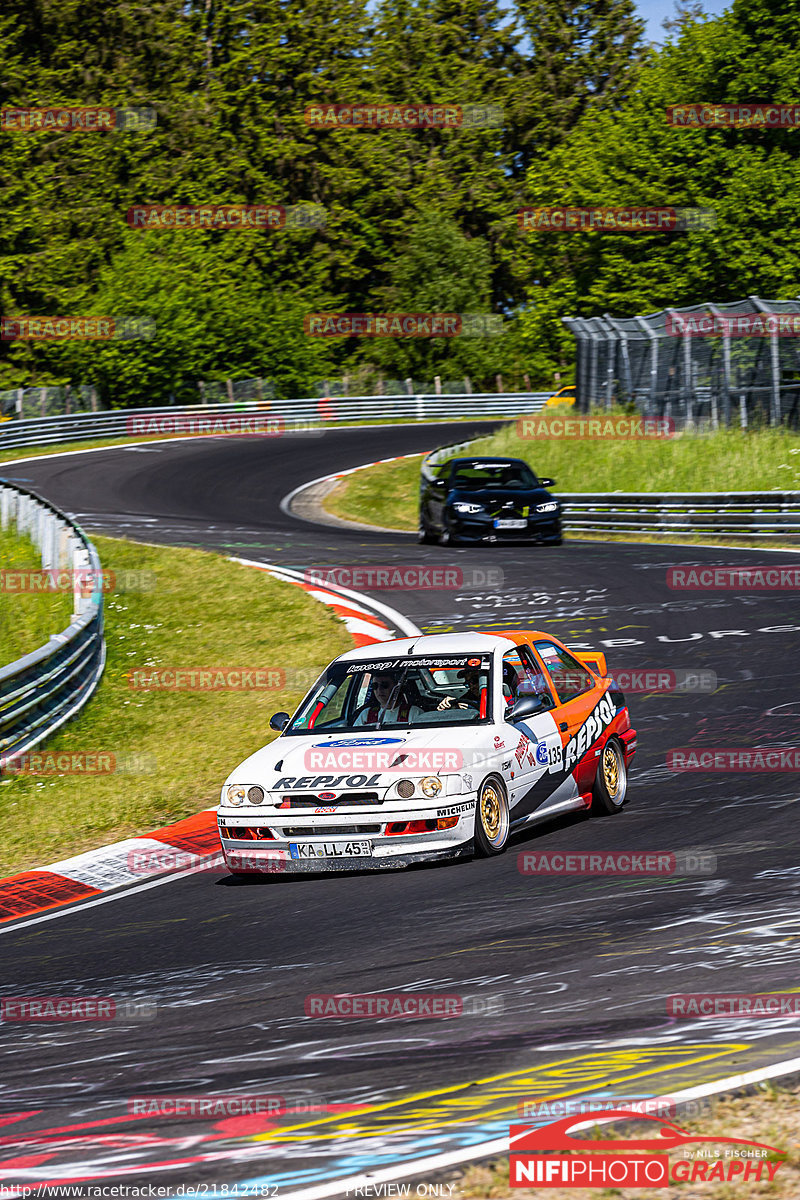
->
[418,517,437,544]
[591,737,627,815]
[474,776,510,855]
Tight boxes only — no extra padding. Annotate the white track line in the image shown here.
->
[231,558,422,638]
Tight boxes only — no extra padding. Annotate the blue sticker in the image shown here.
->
[536,743,549,766]
[315,737,406,748]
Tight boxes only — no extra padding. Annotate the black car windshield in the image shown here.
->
[450,461,537,490]
[282,656,493,734]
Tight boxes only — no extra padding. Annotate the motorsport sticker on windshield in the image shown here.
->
[563,694,616,770]
[347,657,491,672]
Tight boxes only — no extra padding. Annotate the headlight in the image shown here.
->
[247,786,265,805]
[226,785,246,806]
[536,502,558,513]
[396,779,415,798]
[452,502,484,514]
[420,776,442,798]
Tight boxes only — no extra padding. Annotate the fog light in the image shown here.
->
[248,786,265,804]
[397,779,415,798]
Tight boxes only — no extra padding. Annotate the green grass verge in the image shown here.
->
[322,417,800,548]
[0,536,351,876]
[0,522,72,662]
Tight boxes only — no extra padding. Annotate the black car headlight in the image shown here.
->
[535,502,559,513]
[452,502,485,515]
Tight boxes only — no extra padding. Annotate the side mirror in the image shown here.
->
[269,711,289,732]
[507,694,550,722]
[540,477,555,488]
[432,476,447,490]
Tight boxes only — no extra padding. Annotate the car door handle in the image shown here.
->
[559,722,568,731]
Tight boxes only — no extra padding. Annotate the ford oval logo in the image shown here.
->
[317,791,337,800]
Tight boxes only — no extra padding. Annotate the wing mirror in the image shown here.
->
[540,477,555,488]
[269,711,290,732]
[507,694,551,722]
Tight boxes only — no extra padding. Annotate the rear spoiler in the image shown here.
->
[574,650,608,677]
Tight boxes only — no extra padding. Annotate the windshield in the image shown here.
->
[283,656,493,734]
[450,461,537,490]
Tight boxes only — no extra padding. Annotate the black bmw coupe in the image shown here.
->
[418,456,562,546]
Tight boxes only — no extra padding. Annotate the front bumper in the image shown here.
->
[217,798,477,874]
[448,511,561,543]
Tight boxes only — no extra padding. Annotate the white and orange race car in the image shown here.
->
[217,631,637,873]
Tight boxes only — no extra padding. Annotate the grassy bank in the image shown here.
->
[0,522,72,663]
[322,418,800,544]
[0,536,350,875]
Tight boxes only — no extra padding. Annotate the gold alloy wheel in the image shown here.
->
[481,783,502,840]
[602,742,620,797]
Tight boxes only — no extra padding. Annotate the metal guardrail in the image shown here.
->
[0,394,548,451]
[0,484,105,769]
[559,492,800,538]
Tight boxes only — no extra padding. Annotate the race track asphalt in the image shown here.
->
[2,423,799,1193]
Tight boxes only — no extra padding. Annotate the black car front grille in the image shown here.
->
[276,792,381,807]
[280,825,382,837]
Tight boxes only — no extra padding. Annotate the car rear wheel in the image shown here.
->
[591,737,627,815]
[474,776,510,855]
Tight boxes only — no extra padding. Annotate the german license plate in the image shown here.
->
[290,841,372,859]
[494,518,527,530]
